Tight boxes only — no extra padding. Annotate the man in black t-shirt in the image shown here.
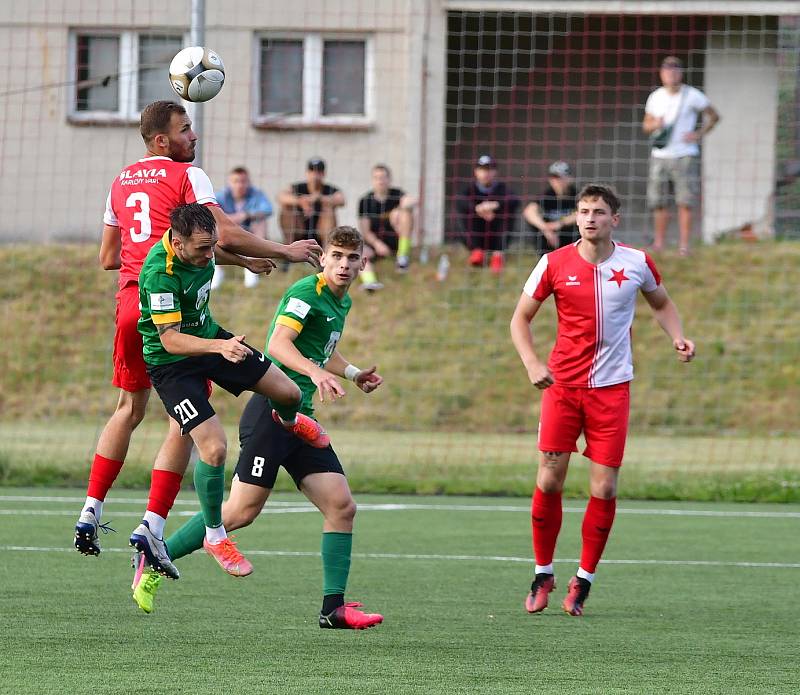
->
[356,164,417,290]
[523,161,579,253]
[278,158,346,247]
[454,155,520,274]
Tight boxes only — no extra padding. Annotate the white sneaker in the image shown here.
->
[129,521,180,579]
[243,268,260,288]
[211,266,225,291]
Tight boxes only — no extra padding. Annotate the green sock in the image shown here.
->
[397,236,411,258]
[165,512,206,561]
[193,459,225,529]
[321,531,352,596]
[360,269,378,285]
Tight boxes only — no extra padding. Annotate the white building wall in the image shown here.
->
[0,1,421,242]
[702,24,778,241]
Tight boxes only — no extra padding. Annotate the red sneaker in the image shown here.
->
[272,410,330,449]
[489,251,505,274]
[562,576,591,616]
[319,602,383,630]
[203,537,253,577]
[524,573,555,613]
[468,248,485,267]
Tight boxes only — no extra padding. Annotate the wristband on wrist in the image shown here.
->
[344,364,361,382]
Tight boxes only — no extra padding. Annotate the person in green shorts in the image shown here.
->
[129,203,329,589]
[136,225,385,630]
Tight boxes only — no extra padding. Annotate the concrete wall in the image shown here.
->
[0,0,424,242]
[702,17,779,241]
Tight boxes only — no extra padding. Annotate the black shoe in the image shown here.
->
[319,602,384,630]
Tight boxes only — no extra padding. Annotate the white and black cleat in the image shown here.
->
[74,507,115,555]
[129,520,180,580]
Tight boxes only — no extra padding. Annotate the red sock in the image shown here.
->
[580,496,617,573]
[531,487,562,566]
[146,469,183,518]
[86,454,125,501]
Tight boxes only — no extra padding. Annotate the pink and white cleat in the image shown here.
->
[203,537,253,577]
[524,573,555,613]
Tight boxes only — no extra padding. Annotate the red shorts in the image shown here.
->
[112,284,151,392]
[538,382,630,468]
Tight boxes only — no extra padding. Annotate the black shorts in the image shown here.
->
[147,329,273,435]
[365,230,399,256]
[234,393,344,489]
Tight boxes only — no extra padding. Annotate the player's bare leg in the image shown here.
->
[389,207,414,271]
[75,388,150,555]
[526,451,570,612]
[563,462,619,616]
[166,415,248,577]
[301,472,383,629]
[222,477,272,532]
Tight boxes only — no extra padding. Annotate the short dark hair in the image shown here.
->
[327,225,363,251]
[140,100,186,144]
[169,203,216,239]
[229,166,249,176]
[577,184,621,214]
[372,163,391,177]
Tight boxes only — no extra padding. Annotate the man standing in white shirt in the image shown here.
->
[643,56,720,256]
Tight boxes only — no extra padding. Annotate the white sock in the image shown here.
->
[577,567,595,583]
[206,525,227,544]
[83,497,103,521]
[535,563,554,575]
[143,511,166,539]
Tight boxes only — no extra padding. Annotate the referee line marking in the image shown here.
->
[1,545,798,569]
[1,495,799,519]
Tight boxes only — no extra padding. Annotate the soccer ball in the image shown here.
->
[169,46,225,103]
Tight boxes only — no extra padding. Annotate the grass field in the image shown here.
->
[2,487,798,694]
[2,420,799,501]
[2,241,800,501]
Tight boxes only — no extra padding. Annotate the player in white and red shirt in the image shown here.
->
[511,183,695,616]
[75,101,322,558]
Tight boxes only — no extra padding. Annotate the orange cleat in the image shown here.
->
[562,576,591,616]
[272,410,330,448]
[468,248,485,267]
[524,573,555,613]
[203,537,253,577]
[319,602,384,630]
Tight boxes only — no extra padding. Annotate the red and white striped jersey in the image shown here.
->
[523,242,662,388]
[103,156,218,289]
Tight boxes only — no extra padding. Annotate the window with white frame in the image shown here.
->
[70,31,183,122]
[256,34,372,126]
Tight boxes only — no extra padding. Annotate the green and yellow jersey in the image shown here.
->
[267,272,352,417]
[138,231,219,365]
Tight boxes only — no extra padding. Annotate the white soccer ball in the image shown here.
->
[169,46,225,103]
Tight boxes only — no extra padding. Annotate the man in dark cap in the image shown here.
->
[454,154,520,274]
[278,158,346,248]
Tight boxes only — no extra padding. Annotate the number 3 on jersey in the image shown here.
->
[126,192,152,243]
